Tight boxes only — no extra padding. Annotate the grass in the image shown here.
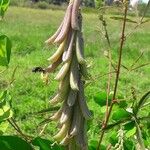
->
[0,6,150,145]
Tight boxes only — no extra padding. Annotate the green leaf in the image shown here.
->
[0,0,10,18]
[32,137,64,150]
[94,92,127,108]
[0,97,6,108]
[119,100,128,108]
[134,91,150,115]
[0,121,9,135]
[0,108,13,121]
[94,92,111,106]
[112,108,130,121]
[105,119,128,130]
[109,131,118,146]
[0,91,13,122]
[89,140,98,150]
[89,139,105,150]
[123,139,135,150]
[0,90,7,100]
[0,136,33,150]
[142,129,150,146]
[0,90,11,107]
[126,127,136,138]
[124,121,135,131]
[0,0,10,10]
[100,106,108,113]
[138,91,150,108]
[0,91,7,108]
[0,35,12,66]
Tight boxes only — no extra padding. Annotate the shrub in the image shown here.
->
[10,0,20,6]
[36,1,49,9]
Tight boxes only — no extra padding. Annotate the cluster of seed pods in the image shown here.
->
[44,0,92,149]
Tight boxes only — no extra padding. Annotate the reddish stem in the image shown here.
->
[97,4,128,150]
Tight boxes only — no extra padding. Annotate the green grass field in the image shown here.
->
[0,6,150,144]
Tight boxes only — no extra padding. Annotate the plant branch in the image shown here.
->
[126,0,150,38]
[84,71,116,87]
[129,62,150,71]
[130,52,144,69]
[0,68,7,75]
[8,118,32,141]
[99,14,113,130]
[140,0,150,23]
[97,3,128,149]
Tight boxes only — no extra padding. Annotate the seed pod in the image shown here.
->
[76,31,86,64]
[50,74,69,104]
[69,102,81,136]
[39,5,89,148]
[58,73,69,90]
[50,107,63,121]
[78,81,92,120]
[45,22,63,44]
[63,31,76,62]
[71,0,81,30]
[47,39,66,63]
[54,3,73,44]
[67,89,77,106]
[62,29,72,61]
[62,50,68,61]
[79,63,89,79]
[60,134,70,145]
[49,94,62,105]
[70,55,79,90]
[45,56,62,73]
[60,102,72,124]
[75,118,87,150]
[54,120,70,141]
[55,60,71,81]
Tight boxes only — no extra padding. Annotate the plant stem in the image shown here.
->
[134,117,145,150]
[104,48,112,128]
[126,0,150,38]
[140,0,150,22]
[130,52,144,69]
[130,62,150,71]
[8,118,32,141]
[97,4,128,150]
[100,14,113,129]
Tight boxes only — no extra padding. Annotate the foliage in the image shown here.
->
[0,35,12,66]
[0,0,10,19]
[32,137,64,150]
[0,91,13,122]
[0,136,33,150]
[94,0,103,8]
[0,91,12,135]
[0,35,13,137]
[36,1,50,9]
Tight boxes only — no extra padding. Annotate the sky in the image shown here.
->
[142,0,149,3]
